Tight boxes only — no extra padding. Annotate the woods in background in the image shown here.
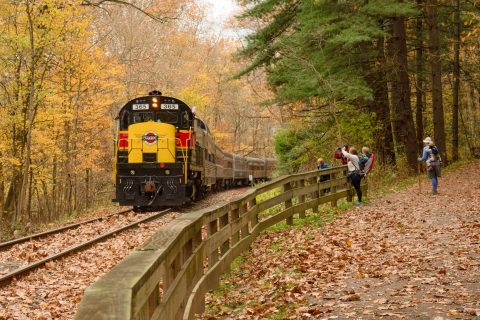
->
[0,0,277,237]
[236,0,480,173]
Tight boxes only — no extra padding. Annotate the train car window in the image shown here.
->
[155,111,178,124]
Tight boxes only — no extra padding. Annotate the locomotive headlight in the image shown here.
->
[165,169,171,175]
[152,97,158,103]
[152,103,158,108]
[130,170,135,175]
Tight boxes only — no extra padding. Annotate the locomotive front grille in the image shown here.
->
[143,153,157,163]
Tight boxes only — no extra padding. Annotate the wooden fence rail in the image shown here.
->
[76,166,366,320]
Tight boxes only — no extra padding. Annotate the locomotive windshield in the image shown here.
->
[155,111,178,123]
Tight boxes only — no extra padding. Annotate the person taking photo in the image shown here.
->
[341,146,363,206]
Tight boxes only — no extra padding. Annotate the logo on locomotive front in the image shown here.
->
[143,131,158,145]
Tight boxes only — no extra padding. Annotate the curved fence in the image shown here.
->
[76,166,366,320]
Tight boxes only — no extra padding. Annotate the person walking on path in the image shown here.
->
[418,137,442,195]
[341,146,363,205]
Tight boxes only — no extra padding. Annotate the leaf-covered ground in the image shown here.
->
[201,163,480,319]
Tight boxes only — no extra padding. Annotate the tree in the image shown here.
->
[386,15,418,170]
[452,0,461,161]
[426,0,447,164]
[237,0,419,168]
[415,0,425,152]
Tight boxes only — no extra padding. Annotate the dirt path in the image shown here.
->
[201,163,480,319]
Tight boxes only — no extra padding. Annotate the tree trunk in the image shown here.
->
[386,17,418,171]
[364,35,396,165]
[452,0,461,161]
[426,0,447,164]
[85,168,91,209]
[27,168,33,222]
[18,0,37,221]
[415,0,425,153]
[0,155,4,220]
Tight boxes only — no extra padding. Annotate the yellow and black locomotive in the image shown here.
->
[113,91,275,210]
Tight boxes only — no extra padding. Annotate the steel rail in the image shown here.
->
[0,209,133,250]
[0,208,171,287]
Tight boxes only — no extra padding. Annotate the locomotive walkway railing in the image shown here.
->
[75,165,366,320]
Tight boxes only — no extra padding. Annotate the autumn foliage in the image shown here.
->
[0,0,276,237]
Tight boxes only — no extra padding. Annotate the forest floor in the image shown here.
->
[201,162,480,319]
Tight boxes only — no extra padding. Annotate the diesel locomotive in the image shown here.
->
[113,91,276,210]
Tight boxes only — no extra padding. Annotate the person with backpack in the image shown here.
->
[359,147,375,175]
[341,146,364,205]
[334,146,348,165]
[418,137,442,195]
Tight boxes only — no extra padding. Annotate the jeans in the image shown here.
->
[432,176,438,192]
[350,172,362,202]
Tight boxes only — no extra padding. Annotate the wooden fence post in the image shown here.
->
[219,213,230,256]
[284,182,293,225]
[248,198,257,233]
[241,202,249,238]
[207,219,219,268]
[330,171,338,207]
[231,207,240,246]
[298,179,306,218]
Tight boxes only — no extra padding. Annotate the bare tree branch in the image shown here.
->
[81,0,181,23]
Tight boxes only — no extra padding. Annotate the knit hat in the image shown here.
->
[423,137,433,145]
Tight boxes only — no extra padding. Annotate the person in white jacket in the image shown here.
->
[341,146,363,205]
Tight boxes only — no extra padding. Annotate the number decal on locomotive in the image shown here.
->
[132,104,150,110]
[143,131,158,145]
[160,103,179,110]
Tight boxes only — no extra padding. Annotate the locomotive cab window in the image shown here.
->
[181,111,190,129]
[155,111,178,124]
[121,112,129,129]
[132,112,154,124]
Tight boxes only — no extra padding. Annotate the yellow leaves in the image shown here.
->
[2,157,22,168]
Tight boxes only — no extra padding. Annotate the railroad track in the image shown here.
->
[0,209,133,250]
[0,208,171,287]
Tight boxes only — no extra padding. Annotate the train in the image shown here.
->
[112,90,276,210]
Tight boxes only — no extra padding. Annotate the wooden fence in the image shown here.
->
[75,166,366,320]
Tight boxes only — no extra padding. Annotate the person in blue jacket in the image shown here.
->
[317,158,330,170]
[317,158,331,193]
[418,137,442,194]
